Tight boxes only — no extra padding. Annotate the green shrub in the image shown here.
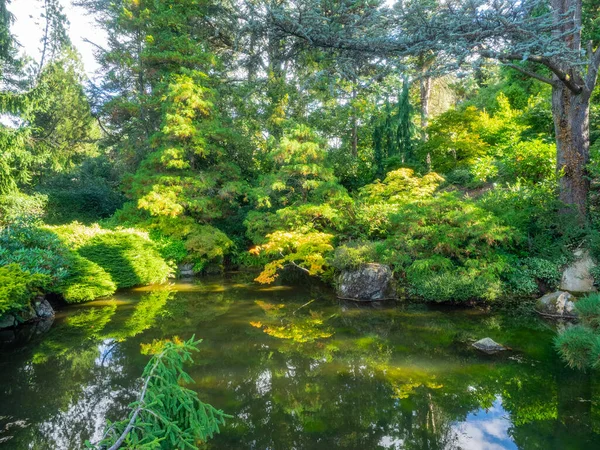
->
[554,325,598,370]
[0,222,71,286]
[59,255,116,303]
[0,192,47,225]
[499,139,555,183]
[37,157,125,225]
[330,241,379,271]
[0,264,50,315]
[78,231,172,288]
[184,225,233,272]
[380,193,515,302]
[574,293,600,331]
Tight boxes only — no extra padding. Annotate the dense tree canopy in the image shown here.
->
[2,0,600,375]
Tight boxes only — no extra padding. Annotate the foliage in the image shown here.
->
[251,230,335,284]
[37,156,125,224]
[555,293,600,370]
[77,231,172,289]
[0,191,47,225]
[58,254,116,303]
[0,264,49,316]
[0,221,71,286]
[330,241,379,271]
[86,337,229,450]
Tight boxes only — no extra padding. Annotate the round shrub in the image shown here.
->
[78,232,172,288]
[0,264,50,315]
[59,255,117,303]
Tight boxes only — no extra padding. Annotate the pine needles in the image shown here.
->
[86,336,230,450]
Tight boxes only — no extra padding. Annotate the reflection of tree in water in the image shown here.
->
[0,288,175,448]
[2,280,600,449]
[205,298,600,449]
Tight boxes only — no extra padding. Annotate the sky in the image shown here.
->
[8,0,106,78]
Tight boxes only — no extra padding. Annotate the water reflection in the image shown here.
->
[0,276,599,449]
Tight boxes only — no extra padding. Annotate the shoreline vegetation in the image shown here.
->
[3,0,600,444]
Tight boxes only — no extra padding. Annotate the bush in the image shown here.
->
[0,192,47,225]
[37,156,125,225]
[0,264,50,315]
[555,325,598,370]
[330,241,379,271]
[59,255,116,303]
[184,225,233,272]
[78,231,172,288]
[0,222,71,286]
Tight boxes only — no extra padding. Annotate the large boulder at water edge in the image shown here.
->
[337,263,396,301]
[472,338,507,354]
[560,249,596,293]
[535,291,577,318]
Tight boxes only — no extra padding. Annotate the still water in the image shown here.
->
[0,274,599,449]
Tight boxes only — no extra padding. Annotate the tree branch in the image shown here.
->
[504,63,556,86]
[480,50,582,94]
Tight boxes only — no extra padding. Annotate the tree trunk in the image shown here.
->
[351,86,358,157]
[419,74,431,141]
[552,83,591,219]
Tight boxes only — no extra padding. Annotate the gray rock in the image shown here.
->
[472,338,507,354]
[560,249,597,293]
[536,291,577,318]
[337,263,396,301]
[34,299,54,319]
[178,263,195,277]
[0,314,16,330]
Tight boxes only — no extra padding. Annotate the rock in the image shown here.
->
[560,249,596,293]
[536,291,577,318]
[337,263,396,301]
[472,338,507,354]
[0,314,16,330]
[33,299,54,319]
[18,306,37,323]
[178,263,195,277]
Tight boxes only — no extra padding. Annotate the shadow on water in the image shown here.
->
[0,274,599,449]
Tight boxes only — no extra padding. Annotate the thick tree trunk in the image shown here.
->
[552,83,591,219]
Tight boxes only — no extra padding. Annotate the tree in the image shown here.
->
[268,0,600,220]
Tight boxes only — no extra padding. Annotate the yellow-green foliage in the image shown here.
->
[110,207,235,273]
[357,168,444,237]
[59,254,116,303]
[77,231,172,288]
[183,224,233,272]
[352,168,522,301]
[0,264,49,315]
[251,230,334,284]
[51,223,172,289]
[384,193,516,301]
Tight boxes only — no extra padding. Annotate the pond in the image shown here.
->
[0,274,599,449]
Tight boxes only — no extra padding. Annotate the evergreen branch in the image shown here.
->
[504,63,556,86]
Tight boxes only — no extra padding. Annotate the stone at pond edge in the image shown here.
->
[560,249,597,293]
[472,338,507,354]
[178,263,195,277]
[536,291,577,318]
[0,296,55,330]
[337,263,396,301]
[34,299,54,319]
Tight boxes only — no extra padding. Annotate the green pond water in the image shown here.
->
[1,274,599,449]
